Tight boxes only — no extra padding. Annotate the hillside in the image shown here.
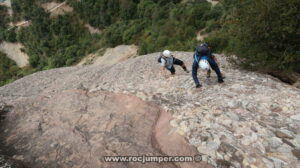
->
[1,0,299,87]
[0,52,299,168]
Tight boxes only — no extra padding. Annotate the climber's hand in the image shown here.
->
[160,67,168,77]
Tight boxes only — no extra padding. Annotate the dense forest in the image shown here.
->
[207,0,300,72]
[0,0,299,86]
[0,5,11,41]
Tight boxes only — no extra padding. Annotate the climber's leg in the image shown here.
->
[207,57,224,83]
[173,58,189,73]
[168,66,176,75]
[211,55,225,79]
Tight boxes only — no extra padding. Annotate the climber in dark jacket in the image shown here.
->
[192,43,224,88]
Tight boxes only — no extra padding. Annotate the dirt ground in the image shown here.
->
[0,42,29,67]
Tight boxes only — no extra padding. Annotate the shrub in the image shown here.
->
[0,52,21,86]
[228,0,300,72]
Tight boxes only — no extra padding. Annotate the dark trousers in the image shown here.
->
[192,56,222,85]
[167,58,185,74]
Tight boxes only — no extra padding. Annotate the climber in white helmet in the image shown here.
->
[192,43,224,88]
[158,50,189,77]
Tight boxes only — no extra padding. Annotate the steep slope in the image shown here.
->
[0,52,299,168]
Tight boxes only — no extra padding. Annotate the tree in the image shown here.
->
[0,52,21,86]
[229,0,300,72]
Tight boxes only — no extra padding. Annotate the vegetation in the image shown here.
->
[0,51,20,86]
[0,0,299,86]
[11,0,101,70]
[17,14,98,69]
[70,0,217,54]
[0,0,101,85]
[0,5,12,42]
[233,0,299,72]
[206,0,300,72]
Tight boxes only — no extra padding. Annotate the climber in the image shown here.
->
[158,50,189,77]
[192,43,224,88]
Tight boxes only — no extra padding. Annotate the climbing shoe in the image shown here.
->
[196,84,202,88]
[218,79,224,83]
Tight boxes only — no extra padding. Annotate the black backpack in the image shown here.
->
[157,56,167,63]
[158,56,162,63]
[196,45,209,56]
[157,56,174,63]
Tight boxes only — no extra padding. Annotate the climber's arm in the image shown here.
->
[160,59,168,77]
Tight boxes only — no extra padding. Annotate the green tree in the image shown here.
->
[229,0,300,72]
[0,52,21,86]
[0,5,10,42]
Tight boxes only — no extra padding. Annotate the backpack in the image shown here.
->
[157,56,164,63]
[196,45,209,57]
[158,56,175,70]
[158,56,173,63]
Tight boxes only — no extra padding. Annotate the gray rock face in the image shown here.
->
[0,155,26,168]
[275,129,294,139]
[0,90,208,168]
[0,52,300,167]
[293,149,300,160]
[268,137,283,149]
[291,114,300,121]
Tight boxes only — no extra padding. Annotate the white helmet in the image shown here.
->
[199,59,210,70]
[163,50,171,57]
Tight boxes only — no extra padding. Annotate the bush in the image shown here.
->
[2,28,17,42]
[0,52,21,86]
[17,12,99,69]
[228,0,300,72]
[71,0,214,55]
[0,5,10,42]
